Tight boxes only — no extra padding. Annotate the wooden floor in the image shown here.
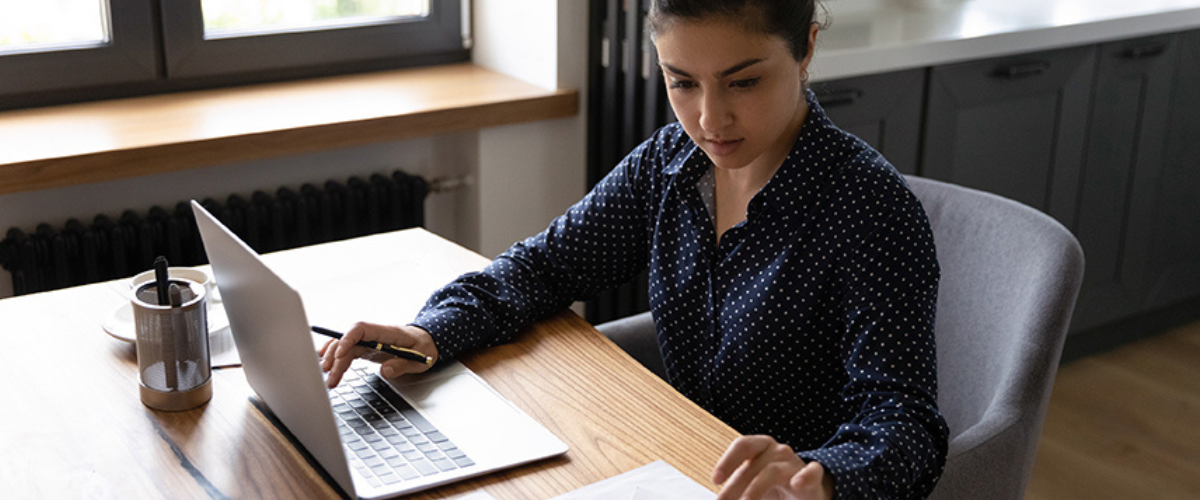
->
[1025,320,1200,499]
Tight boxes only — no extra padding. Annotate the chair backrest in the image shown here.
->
[906,176,1084,500]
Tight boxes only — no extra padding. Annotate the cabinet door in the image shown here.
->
[922,46,1095,225]
[812,69,926,174]
[1073,35,1178,331]
[1147,29,1200,310]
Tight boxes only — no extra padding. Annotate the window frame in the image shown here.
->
[0,0,159,97]
[159,0,465,79]
[1,0,467,110]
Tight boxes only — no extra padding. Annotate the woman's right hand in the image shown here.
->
[319,322,440,388]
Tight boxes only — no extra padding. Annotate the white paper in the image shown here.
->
[550,461,716,500]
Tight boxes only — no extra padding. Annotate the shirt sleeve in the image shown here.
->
[410,132,664,361]
[799,188,949,500]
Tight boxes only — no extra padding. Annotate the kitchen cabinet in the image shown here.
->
[812,69,926,175]
[1072,34,1178,331]
[1147,30,1200,310]
[921,46,1095,227]
[836,31,1200,335]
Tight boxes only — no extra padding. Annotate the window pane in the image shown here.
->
[201,0,429,38]
[0,0,108,54]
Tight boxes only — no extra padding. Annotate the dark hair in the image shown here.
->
[648,0,823,61]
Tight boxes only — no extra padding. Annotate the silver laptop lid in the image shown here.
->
[191,201,358,495]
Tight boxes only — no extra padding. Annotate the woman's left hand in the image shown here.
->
[712,435,834,500]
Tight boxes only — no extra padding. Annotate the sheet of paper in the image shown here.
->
[550,461,716,500]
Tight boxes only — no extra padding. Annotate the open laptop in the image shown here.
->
[190,200,568,499]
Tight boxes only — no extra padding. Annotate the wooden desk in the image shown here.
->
[0,228,738,499]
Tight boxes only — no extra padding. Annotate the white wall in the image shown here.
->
[473,0,590,257]
[0,0,590,298]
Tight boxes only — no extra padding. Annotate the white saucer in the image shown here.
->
[102,302,230,343]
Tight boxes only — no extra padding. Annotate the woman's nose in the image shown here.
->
[698,91,733,133]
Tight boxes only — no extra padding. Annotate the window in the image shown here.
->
[0,0,108,53]
[0,0,158,99]
[0,0,467,109]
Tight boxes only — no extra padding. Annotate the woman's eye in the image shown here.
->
[731,78,760,89]
[669,80,695,90]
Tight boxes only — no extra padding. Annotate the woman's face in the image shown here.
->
[655,17,813,174]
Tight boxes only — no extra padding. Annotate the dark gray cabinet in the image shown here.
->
[816,29,1200,340]
[1072,34,1178,331]
[921,46,1095,226]
[1146,30,1200,310]
[812,69,926,174]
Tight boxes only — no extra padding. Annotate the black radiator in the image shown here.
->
[586,0,668,324]
[0,170,429,296]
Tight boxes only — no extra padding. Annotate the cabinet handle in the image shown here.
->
[991,61,1050,80]
[818,89,863,108]
[1120,42,1167,60]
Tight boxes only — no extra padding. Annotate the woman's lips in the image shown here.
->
[705,138,743,157]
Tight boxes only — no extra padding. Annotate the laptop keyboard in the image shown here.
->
[330,366,475,487]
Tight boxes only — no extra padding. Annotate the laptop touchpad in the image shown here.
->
[390,362,565,466]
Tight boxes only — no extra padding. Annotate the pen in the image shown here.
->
[311,326,434,366]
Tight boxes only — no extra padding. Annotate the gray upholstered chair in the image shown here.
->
[595,175,1085,500]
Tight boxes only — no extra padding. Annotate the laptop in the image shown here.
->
[190,200,568,499]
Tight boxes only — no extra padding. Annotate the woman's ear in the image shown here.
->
[798,23,819,85]
[801,22,819,68]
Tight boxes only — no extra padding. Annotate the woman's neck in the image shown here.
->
[711,99,808,242]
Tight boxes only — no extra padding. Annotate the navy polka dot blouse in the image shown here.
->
[413,91,949,499]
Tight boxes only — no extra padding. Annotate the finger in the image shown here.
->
[714,458,764,500]
[334,323,371,359]
[378,357,427,379]
[789,461,829,499]
[335,322,417,359]
[323,341,346,388]
[740,462,801,500]
[715,439,782,500]
[320,338,340,368]
[713,435,774,485]
[323,338,362,388]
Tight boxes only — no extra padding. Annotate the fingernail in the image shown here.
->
[383,366,395,378]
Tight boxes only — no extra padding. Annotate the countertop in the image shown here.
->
[810,0,1200,81]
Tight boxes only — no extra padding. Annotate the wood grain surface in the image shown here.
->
[1025,320,1200,499]
[0,229,737,499]
[0,64,578,195]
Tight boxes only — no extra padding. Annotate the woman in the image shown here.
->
[323,1,948,498]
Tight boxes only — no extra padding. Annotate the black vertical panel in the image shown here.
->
[92,215,117,280]
[118,211,144,274]
[174,202,202,266]
[586,0,657,324]
[589,0,621,321]
[621,0,646,156]
[407,173,429,229]
[586,0,607,189]
[593,0,624,188]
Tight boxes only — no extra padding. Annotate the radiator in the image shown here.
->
[0,170,429,296]
[586,0,664,324]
